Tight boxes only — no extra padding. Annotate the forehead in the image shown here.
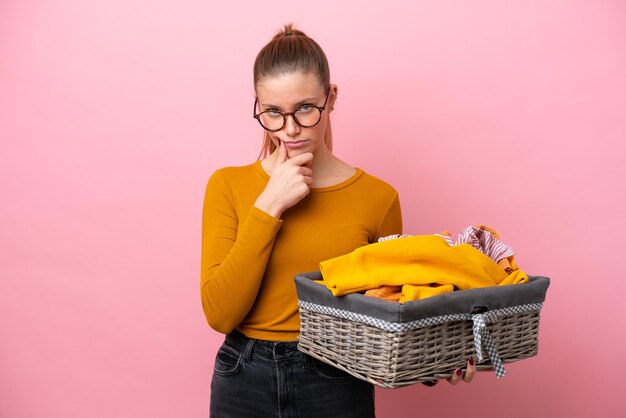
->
[255,71,325,104]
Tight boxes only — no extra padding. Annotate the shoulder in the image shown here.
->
[334,168,400,211]
[357,170,399,197]
[212,162,258,178]
[205,162,262,195]
[208,162,260,184]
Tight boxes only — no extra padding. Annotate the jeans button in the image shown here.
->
[275,345,285,355]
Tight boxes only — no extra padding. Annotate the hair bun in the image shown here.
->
[272,23,307,40]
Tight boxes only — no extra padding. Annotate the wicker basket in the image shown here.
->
[294,271,550,389]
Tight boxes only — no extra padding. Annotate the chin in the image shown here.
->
[286,148,308,159]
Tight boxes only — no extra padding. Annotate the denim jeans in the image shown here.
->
[210,330,375,418]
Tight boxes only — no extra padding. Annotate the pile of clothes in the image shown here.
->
[317,225,528,303]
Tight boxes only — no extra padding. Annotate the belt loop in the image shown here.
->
[243,336,255,363]
[300,351,311,369]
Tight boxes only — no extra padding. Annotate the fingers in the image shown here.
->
[298,165,313,187]
[260,142,314,217]
[446,358,476,385]
[298,166,313,177]
[288,151,313,167]
[276,140,287,164]
[274,140,312,168]
[447,368,463,385]
[463,357,476,383]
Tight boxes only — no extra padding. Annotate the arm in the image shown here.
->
[200,144,313,334]
[200,170,282,334]
[375,192,403,240]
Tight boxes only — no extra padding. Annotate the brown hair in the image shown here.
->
[254,24,333,158]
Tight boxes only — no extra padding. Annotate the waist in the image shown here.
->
[225,329,301,360]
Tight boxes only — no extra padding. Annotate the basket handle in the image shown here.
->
[470,305,488,314]
[472,313,506,378]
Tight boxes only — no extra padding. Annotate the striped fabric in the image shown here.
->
[454,226,515,264]
[380,225,515,264]
[377,234,412,242]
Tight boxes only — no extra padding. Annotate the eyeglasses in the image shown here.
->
[253,89,330,132]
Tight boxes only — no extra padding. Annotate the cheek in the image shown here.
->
[313,117,330,140]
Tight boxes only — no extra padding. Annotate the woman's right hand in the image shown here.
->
[254,141,314,219]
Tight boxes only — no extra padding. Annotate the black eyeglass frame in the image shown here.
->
[252,88,331,132]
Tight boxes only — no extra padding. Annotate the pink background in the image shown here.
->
[1,1,625,417]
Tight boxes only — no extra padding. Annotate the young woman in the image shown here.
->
[201,24,475,417]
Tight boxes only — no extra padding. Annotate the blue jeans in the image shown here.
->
[210,330,375,417]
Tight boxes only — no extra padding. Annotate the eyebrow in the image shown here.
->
[259,97,320,110]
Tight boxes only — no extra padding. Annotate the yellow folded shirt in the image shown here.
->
[319,235,528,296]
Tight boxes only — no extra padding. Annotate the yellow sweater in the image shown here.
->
[200,161,402,341]
[319,235,528,297]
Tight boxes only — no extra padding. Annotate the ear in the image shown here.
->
[328,84,338,111]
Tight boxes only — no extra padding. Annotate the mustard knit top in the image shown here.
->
[200,160,402,341]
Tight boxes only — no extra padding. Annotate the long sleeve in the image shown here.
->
[200,170,281,334]
[375,192,403,240]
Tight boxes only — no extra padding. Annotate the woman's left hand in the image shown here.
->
[421,358,476,387]
[447,357,476,385]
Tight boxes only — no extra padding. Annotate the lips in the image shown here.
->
[283,140,308,149]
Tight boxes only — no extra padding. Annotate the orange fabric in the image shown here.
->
[474,224,500,240]
[364,285,403,302]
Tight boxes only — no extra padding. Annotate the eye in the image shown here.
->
[264,109,282,118]
[297,105,313,113]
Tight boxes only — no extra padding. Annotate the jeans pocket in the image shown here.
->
[213,343,243,377]
[310,357,355,383]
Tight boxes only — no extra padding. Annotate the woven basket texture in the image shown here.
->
[297,308,541,388]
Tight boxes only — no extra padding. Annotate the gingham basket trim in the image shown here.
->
[298,300,543,379]
[298,300,543,332]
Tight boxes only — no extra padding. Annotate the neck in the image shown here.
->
[308,145,333,173]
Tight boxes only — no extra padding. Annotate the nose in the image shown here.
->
[283,114,301,137]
